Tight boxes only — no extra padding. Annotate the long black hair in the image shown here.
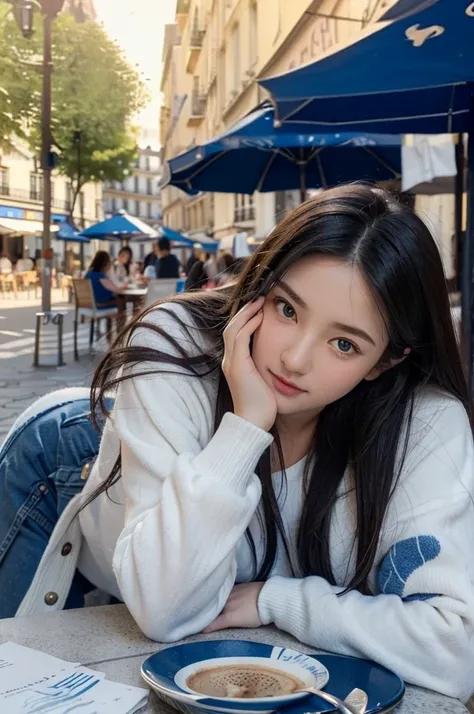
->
[88,250,111,274]
[86,184,472,595]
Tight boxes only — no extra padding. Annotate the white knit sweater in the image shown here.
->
[18,303,474,701]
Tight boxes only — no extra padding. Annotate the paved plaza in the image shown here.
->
[0,289,100,439]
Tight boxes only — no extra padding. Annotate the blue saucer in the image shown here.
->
[141,640,405,714]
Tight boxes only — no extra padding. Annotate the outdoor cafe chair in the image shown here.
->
[72,278,119,360]
[144,278,178,308]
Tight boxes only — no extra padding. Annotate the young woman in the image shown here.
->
[112,246,134,283]
[84,250,126,306]
[1,185,473,701]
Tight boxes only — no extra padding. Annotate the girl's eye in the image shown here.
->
[274,297,296,321]
[330,338,358,356]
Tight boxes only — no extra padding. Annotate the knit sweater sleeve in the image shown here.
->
[258,394,474,701]
[111,304,273,642]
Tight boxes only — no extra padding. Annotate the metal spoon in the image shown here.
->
[295,685,367,714]
[343,688,368,714]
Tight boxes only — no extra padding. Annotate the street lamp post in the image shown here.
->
[11,0,66,313]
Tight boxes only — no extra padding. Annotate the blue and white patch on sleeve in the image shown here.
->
[377,535,441,601]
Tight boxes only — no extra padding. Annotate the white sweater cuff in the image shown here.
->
[258,576,293,625]
[192,412,273,493]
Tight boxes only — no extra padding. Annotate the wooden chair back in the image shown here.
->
[72,278,95,310]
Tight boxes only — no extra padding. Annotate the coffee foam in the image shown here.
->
[186,664,304,699]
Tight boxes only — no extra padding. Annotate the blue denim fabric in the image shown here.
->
[0,391,112,618]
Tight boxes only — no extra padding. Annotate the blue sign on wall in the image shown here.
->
[0,205,25,219]
[0,205,67,222]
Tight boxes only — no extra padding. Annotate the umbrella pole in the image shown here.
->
[454,135,464,291]
[299,163,307,203]
[462,129,474,396]
[79,242,85,272]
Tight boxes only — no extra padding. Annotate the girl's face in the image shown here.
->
[119,251,129,265]
[252,255,390,420]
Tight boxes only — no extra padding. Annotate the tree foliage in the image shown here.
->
[0,7,148,219]
[0,7,41,147]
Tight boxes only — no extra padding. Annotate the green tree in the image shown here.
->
[1,8,147,220]
[0,9,41,147]
[48,14,147,221]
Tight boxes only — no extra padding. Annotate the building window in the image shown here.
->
[123,198,129,212]
[0,168,9,195]
[145,155,151,171]
[248,192,255,219]
[146,178,152,195]
[234,193,254,222]
[95,199,102,219]
[134,175,139,194]
[129,199,136,215]
[147,202,152,219]
[66,183,73,211]
[111,197,117,212]
[30,172,43,201]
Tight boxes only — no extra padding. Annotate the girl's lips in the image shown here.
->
[269,371,305,396]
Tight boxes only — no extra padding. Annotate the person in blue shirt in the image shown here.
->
[85,251,126,307]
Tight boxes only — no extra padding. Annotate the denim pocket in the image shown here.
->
[54,411,103,516]
[57,412,101,468]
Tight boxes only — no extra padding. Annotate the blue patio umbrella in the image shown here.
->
[162,104,401,202]
[81,210,157,240]
[55,219,90,243]
[159,226,219,252]
[379,0,440,21]
[259,0,474,134]
[258,0,474,386]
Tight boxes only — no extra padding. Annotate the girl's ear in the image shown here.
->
[364,348,411,382]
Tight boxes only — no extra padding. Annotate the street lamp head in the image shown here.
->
[11,0,34,39]
[38,0,66,18]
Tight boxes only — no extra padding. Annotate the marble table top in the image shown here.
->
[0,604,468,714]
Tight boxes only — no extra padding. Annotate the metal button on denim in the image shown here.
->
[61,542,72,556]
[44,592,58,606]
[39,483,48,494]
[80,462,90,480]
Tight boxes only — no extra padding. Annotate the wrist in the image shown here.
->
[234,410,273,432]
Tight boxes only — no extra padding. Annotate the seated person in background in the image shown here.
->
[113,246,134,283]
[142,240,160,273]
[155,237,181,278]
[184,252,210,291]
[185,243,204,275]
[216,253,249,287]
[85,250,127,307]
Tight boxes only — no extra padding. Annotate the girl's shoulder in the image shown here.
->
[399,384,473,490]
[128,300,216,362]
[411,385,470,434]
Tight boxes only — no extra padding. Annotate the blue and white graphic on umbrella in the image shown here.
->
[81,210,157,240]
[259,0,473,134]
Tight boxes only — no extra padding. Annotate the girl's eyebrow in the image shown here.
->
[277,281,376,346]
[331,322,376,346]
[277,280,308,309]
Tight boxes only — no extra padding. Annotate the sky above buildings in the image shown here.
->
[93,0,176,148]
